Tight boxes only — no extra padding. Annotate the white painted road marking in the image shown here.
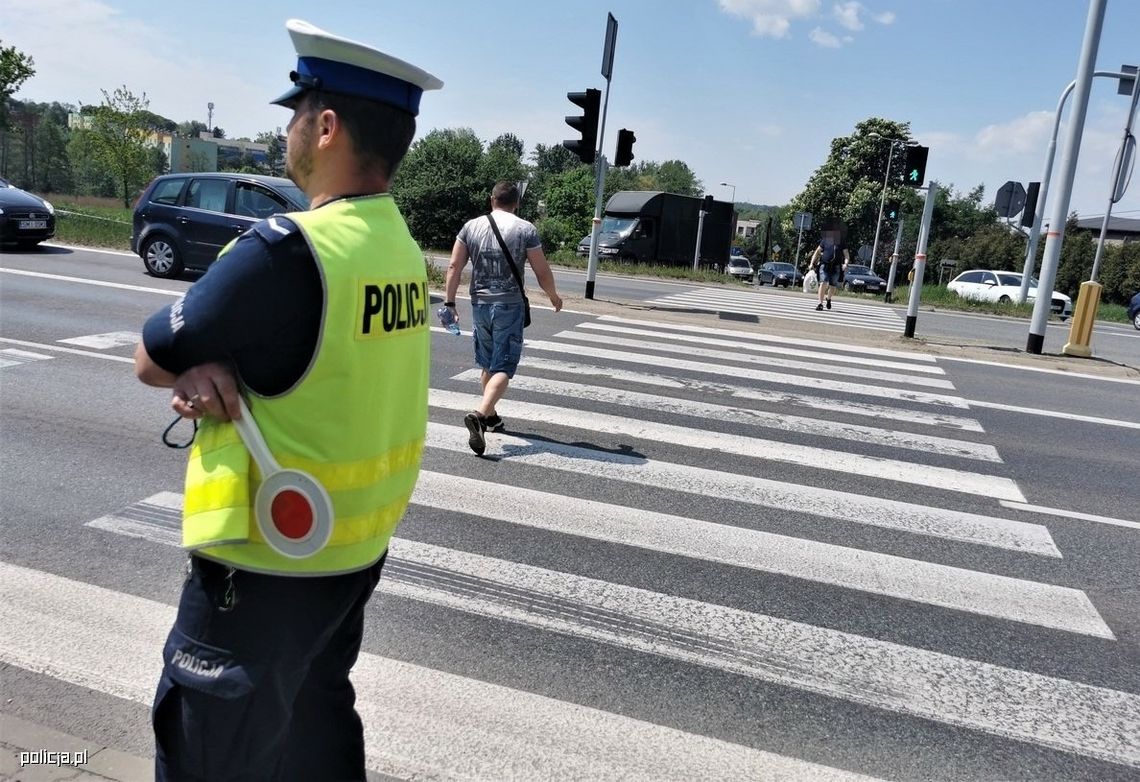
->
[453,369,999,461]
[421,424,1050,555]
[577,321,946,374]
[0,562,883,781]
[525,340,971,408]
[556,330,955,389]
[0,267,181,296]
[1000,501,1140,532]
[521,356,986,431]
[429,390,1027,501]
[59,331,141,350]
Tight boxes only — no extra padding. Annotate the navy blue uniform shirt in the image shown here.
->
[142,217,321,396]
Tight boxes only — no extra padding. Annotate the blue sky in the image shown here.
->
[4,0,1138,219]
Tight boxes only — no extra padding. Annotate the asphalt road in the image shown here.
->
[2,244,1139,780]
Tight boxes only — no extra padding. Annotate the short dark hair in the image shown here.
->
[304,91,416,180]
[491,180,520,207]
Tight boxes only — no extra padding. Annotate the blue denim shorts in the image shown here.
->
[819,265,842,286]
[471,301,524,378]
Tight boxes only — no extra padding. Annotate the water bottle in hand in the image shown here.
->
[437,305,461,335]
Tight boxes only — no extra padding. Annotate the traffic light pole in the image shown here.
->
[884,217,904,303]
[1027,0,1106,354]
[584,80,612,299]
[692,204,708,271]
[869,140,899,275]
[904,183,937,338]
[585,20,617,300]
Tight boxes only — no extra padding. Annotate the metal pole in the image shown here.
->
[884,217,904,303]
[584,74,613,300]
[1027,0,1107,354]
[869,141,897,275]
[1091,70,1139,282]
[904,183,938,338]
[1019,70,1128,305]
[692,205,707,271]
[794,223,805,269]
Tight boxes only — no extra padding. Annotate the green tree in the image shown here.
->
[0,41,35,131]
[33,114,72,192]
[480,132,527,191]
[67,128,116,197]
[178,120,209,138]
[539,165,596,250]
[255,130,284,175]
[87,86,156,206]
[787,117,914,251]
[654,160,702,196]
[391,128,485,249]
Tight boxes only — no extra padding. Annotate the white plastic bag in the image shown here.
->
[803,269,819,293]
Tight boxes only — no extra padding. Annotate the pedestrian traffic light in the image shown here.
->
[562,88,600,165]
[885,201,901,221]
[903,146,929,187]
[614,128,636,167]
[702,194,714,212]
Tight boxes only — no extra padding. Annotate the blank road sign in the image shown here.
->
[995,181,1027,218]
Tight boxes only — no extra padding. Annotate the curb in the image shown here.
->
[0,714,152,781]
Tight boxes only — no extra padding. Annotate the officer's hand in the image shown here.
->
[172,362,242,422]
[549,293,563,313]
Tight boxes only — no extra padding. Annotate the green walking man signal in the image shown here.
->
[904,146,929,187]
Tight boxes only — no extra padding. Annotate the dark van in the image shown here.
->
[131,173,308,278]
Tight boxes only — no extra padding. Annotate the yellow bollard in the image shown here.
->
[1061,280,1102,358]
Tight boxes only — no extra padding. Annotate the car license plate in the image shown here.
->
[19,220,47,230]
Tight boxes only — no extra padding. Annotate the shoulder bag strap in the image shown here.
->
[487,214,527,292]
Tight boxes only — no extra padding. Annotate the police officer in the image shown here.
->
[133,19,441,782]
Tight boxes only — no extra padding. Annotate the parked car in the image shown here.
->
[842,264,886,293]
[131,172,309,277]
[757,261,801,288]
[946,269,1073,320]
[0,179,56,249]
[725,256,753,280]
[1128,291,1140,330]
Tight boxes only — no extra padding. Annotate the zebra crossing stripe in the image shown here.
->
[598,315,937,361]
[521,356,984,431]
[0,348,54,368]
[555,330,954,389]
[662,287,905,318]
[72,506,1130,764]
[429,390,1025,501]
[410,472,1096,632]
[651,290,902,329]
[452,370,998,462]
[422,424,1049,554]
[525,341,970,407]
[0,562,881,781]
[384,542,1137,768]
[576,322,945,375]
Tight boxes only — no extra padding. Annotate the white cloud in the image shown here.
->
[833,1,865,31]
[809,28,844,48]
[873,11,896,24]
[0,0,285,138]
[718,0,822,39]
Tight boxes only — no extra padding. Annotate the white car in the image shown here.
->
[725,256,753,280]
[946,269,1072,320]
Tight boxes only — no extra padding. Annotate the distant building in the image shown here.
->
[736,219,761,238]
[160,134,219,173]
[1073,216,1140,245]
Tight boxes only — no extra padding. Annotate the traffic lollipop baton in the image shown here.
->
[231,397,334,559]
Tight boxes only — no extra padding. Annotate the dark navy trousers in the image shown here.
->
[153,554,385,782]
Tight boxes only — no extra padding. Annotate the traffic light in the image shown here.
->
[702,194,714,212]
[903,146,929,186]
[562,88,600,164]
[614,128,636,167]
[885,201,901,221]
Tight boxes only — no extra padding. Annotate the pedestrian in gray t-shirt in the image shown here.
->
[443,180,562,455]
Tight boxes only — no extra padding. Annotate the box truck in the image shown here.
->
[576,191,735,268]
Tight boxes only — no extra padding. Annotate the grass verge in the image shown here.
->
[50,199,132,250]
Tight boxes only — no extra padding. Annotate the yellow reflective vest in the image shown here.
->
[181,195,430,575]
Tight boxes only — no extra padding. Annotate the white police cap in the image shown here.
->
[271,19,443,116]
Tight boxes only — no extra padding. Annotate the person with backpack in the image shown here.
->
[809,231,850,311]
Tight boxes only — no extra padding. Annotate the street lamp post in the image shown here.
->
[867,134,907,275]
[720,182,736,203]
